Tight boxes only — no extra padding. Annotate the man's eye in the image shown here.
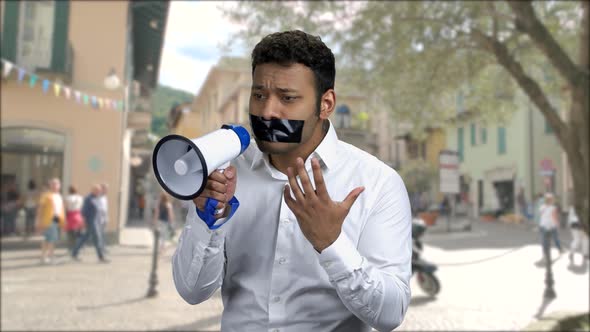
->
[253,93,264,100]
[283,96,297,102]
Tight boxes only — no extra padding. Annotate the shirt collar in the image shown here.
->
[249,120,339,171]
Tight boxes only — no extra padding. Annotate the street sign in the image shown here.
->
[439,150,460,194]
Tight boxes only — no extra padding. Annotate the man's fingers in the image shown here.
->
[206,179,227,194]
[287,166,305,202]
[200,189,227,203]
[296,158,316,198]
[311,158,330,200]
[208,170,228,184]
[224,165,236,180]
[193,197,225,211]
[341,186,365,211]
[283,184,297,211]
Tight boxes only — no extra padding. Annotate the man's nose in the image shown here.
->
[260,96,280,120]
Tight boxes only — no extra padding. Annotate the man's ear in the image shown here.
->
[319,89,336,120]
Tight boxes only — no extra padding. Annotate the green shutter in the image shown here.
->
[498,126,506,154]
[470,123,476,146]
[1,1,20,62]
[458,127,464,162]
[545,119,553,134]
[481,127,487,144]
[51,0,70,71]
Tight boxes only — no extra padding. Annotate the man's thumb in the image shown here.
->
[342,186,365,210]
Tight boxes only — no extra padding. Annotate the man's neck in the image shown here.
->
[269,120,329,175]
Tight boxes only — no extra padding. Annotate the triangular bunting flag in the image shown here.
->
[42,79,50,93]
[98,98,104,109]
[18,68,26,82]
[83,94,89,105]
[91,96,98,108]
[64,87,71,99]
[2,60,13,78]
[29,75,38,88]
[74,91,82,103]
[53,83,61,97]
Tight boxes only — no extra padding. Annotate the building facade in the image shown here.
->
[445,90,570,218]
[1,1,168,241]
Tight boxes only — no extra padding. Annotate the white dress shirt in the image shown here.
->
[172,121,412,332]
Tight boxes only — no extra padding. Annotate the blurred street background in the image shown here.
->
[1,1,589,331]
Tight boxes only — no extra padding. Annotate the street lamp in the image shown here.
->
[147,228,160,298]
[542,231,557,300]
[104,68,121,90]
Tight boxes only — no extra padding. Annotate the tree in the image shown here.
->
[221,1,589,233]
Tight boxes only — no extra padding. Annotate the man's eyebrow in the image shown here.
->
[251,85,299,93]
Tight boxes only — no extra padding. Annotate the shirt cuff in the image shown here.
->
[186,208,226,247]
[317,231,363,281]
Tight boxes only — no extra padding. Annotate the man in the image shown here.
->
[1,180,21,236]
[36,178,65,264]
[172,30,411,332]
[71,184,108,263]
[539,193,563,261]
[96,183,109,253]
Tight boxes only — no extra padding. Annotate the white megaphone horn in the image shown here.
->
[152,124,250,200]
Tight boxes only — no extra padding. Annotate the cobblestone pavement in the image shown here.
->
[1,220,588,331]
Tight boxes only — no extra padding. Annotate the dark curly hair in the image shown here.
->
[251,30,335,113]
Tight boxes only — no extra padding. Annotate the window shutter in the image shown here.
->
[51,0,70,71]
[1,1,20,62]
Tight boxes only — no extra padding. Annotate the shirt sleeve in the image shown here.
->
[317,171,412,332]
[172,204,227,305]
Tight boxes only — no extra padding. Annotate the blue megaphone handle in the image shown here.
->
[196,196,239,230]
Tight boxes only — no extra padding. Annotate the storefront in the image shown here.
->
[1,127,66,194]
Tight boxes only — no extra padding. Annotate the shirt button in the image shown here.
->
[322,261,332,268]
[278,257,287,265]
[281,219,290,224]
[272,296,281,303]
[272,329,280,332]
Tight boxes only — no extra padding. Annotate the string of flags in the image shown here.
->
[1,58,125,111]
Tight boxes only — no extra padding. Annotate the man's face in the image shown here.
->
[249,63,321,155]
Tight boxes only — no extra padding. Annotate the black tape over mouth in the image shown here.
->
[249,114,304,143]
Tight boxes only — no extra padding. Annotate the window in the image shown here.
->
[480,126,487,144]
[458,127,464,162]
[545,119,553,134]
[17,1,55,71]
[497,126,507,154]
[335,104,351,129]
[470,123,476,146]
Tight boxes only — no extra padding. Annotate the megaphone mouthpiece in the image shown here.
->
[174,149,203,176]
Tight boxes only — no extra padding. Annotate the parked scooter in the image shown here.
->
[412,217,441,297]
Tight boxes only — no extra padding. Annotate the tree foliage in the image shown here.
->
[221,0,589,233]
[150,84,194,138]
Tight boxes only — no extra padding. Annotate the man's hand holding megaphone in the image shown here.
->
[192,166,237,220]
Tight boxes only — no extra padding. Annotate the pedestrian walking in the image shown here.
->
[65,185,85,251]
[152,191,175,257]
[71,184,109,263]
[36,178,65,264]
[538,193,563,262]
[96,183,109,254]
[23,179,40,239]
[1,180,21,236]
[567,205,589,264]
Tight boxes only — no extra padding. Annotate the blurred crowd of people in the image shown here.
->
[0,178,110,264]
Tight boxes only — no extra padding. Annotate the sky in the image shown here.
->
[157,1,245,95]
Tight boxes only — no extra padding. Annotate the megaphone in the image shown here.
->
[152,124,250,200]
